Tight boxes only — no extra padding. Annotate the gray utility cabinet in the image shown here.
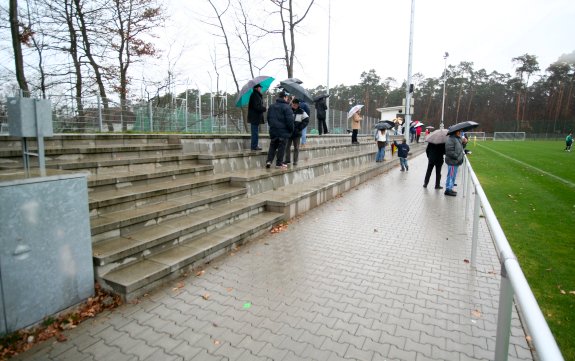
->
[0,173,94,334]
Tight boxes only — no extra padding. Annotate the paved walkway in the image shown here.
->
[15,153,532,361]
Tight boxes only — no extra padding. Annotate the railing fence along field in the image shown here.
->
[0,94,380,135]
[461,157,564,361]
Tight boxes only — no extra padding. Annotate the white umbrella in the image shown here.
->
[413,122,424,128]
[347,104,364,119]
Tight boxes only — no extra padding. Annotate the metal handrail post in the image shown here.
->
[470,185,480,267]
[495,259,514,361]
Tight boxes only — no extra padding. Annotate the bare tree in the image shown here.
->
[269,0,315,78]
[108,0,164,130]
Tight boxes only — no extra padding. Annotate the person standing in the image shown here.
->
[265,92,294,169]
[393,139,410,171]
[351,109,361,145]
[299,100,311,147]
[415,125,422,143]
[444,130,464,196]
[315,97,329,135]
[248,84,267,150]
[565,131,573,151]
[423,142,446,189]
[374,128,388,162]
[285,98,309,166]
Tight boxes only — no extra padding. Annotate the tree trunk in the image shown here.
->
[10,0,29,93]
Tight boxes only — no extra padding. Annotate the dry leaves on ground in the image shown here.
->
[0,283,122,360]
[270,222,288,234]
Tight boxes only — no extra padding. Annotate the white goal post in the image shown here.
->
[465,132,486,141]
[493,132,526,141]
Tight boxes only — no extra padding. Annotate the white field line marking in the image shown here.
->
[477,144,575,188]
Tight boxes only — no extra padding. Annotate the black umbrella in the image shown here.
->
[283,77,303,84]
[313,93,330,102]
[279,80,314,103]
[447,121,479,134]
[374,120,395,130]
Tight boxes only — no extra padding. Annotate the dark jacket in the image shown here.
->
[267,98,294,138]
[248,90,266,124]
[300,101,311,118]
[291,107,310,138]
[315,98,327,119]
[445,134,464,166]
[425,143,446,165]
[393,141,410,158]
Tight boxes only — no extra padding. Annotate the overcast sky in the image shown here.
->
[135,0,575,95]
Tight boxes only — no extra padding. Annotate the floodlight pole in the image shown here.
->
[440,52,449,130]
[404,0,415,143]
[326,0,331,129]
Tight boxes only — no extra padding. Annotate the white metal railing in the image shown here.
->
[461,157,564,361]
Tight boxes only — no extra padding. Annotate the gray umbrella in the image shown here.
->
[425,129,449,144]
[374,120,395,130]
[279,81,314,103]
[447,121,479,135]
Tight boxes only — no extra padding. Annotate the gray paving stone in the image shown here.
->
[13,153,535,361]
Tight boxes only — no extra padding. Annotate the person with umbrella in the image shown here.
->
[265,91,294,169]
[423,131,447,189]
[348,105,363,145]
[314,95,329,135]
[444,129,465,196]
[248,84,267,150]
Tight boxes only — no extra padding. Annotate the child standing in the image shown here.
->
[393,139,410,171]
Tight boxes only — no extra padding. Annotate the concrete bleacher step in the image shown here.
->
[90,185,247,240]
[88,173,232,215]
[99,210,284,300]
[0,143,185,164]
[93,196,268,272]
[87,163,214,191]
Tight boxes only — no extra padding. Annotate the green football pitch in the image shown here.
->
[467,140,575,360]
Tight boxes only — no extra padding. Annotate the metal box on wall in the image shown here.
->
[6,97,53,137]
[0,173,93,333]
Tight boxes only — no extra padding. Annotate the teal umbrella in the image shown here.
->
[235,76,275,107]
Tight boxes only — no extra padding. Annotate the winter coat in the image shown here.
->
[351,113,361,130]
[425,143,446,165]
[393,141,410,158]
[267,98,294,139]
[247,90,266,124]
[445,134,464,166]
[300,101,311,117]
[291,108,309,138]
[315,99,327,119]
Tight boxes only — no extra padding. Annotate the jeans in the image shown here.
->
[446,164,459,190]
[352,129,358,143]
[375,142,385,162]
[250,122,260,149]
[300,127,307,145]
[285,136,300,164]
[266,137,287,166]
[399,157,408,170]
